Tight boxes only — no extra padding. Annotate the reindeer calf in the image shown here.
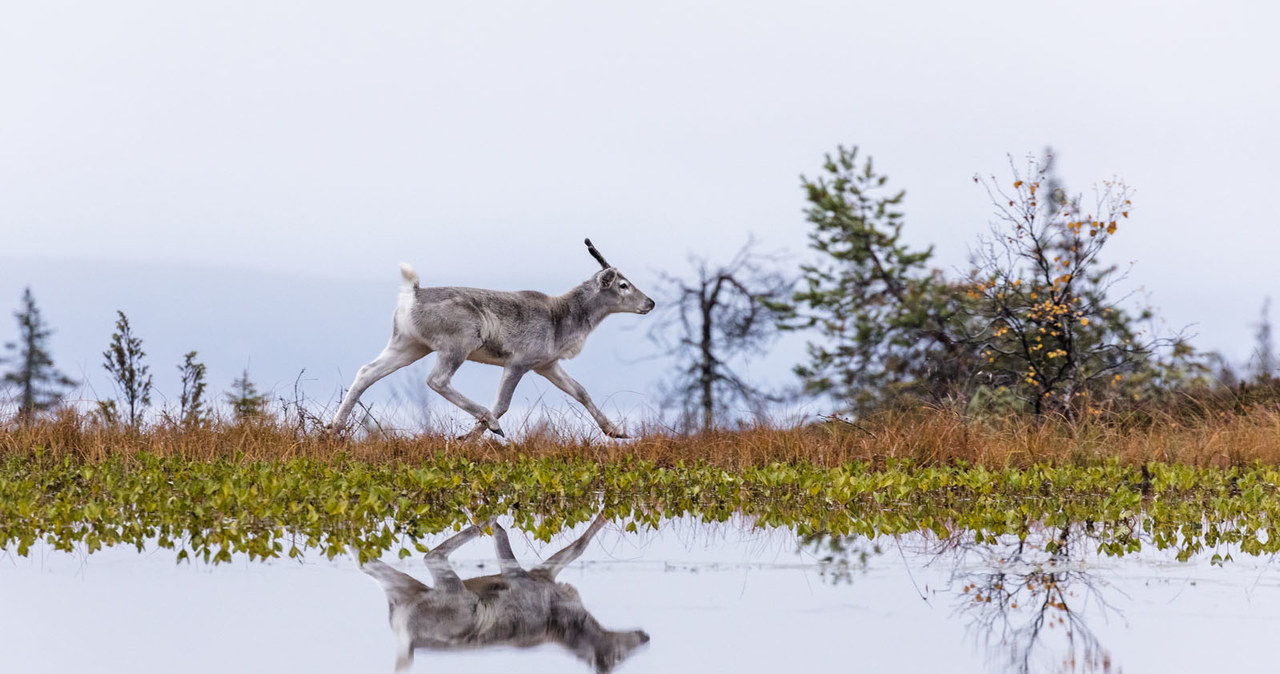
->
[330,239,654,438]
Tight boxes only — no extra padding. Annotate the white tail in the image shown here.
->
[361,559,429,605]
[399,263,419,289]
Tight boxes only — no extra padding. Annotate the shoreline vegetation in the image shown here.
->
[3,405,1280,564]
[6,402,1280,469]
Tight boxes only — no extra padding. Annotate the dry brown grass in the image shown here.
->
[6,404,1280,470]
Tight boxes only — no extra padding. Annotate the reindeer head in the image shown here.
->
[584,238,656,316]
[550,580,650,673]
[590,628,651,673]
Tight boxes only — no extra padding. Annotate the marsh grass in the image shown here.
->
[6,401,1280,469]
[6,404,1280,564]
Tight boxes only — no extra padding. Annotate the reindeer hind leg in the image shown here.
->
[332,336,428,429]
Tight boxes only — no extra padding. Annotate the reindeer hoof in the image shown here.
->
[489,426,506,438]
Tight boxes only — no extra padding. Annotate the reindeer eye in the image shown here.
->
[620,282,630,290]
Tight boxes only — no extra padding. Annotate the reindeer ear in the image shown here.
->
[598,268,618,288]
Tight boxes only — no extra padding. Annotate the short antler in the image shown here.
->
[584,238,611,269]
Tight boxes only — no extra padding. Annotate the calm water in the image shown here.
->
[3,517,1278,673]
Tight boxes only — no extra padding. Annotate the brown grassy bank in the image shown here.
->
[6,404,1280,469]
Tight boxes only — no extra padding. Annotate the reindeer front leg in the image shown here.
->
[535,362,628,438]
[423,524,485,592]
[533,511,609,580]
[489,521,531,580]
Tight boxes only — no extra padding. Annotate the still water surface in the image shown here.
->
[3,518,1278,673]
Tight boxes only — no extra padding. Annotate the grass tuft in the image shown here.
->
[6,403,1280,469]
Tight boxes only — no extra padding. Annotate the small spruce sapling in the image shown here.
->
[101,311,152,428]
[177,351,209,427]
[226,368,269,422]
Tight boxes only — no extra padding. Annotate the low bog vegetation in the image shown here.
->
[2,445,1278,565]
[3,405,1280,565]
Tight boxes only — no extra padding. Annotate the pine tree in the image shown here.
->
[101,311,152,428]
[2,288,76,420]
[773,146,965,412]
[1252,298,1275,383]
[177,351,208,427]
[226,368,269,422]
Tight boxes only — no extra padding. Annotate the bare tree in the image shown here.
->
[649,240,791,431]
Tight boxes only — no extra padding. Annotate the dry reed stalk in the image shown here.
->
[5,406,1280,469]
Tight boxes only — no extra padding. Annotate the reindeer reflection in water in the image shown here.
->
[362,513,649,673]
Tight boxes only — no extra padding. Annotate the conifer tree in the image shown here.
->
[773,146,966,412]
[177,351,209,427]
[2,288,76,420]
[101,311,152,427]
[226,368,269,422]
[1251,298,1275,383]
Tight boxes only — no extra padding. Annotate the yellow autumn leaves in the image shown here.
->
[1065,219,1119,237]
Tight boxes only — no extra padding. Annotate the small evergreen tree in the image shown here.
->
[1251,298,1275,383]
[101,311,152,427]
[226,368,269,422]
[773,145,968,412]
[177,351,208,427]
[2,288,76,420]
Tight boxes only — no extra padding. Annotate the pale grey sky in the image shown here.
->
[3,1,1278,423]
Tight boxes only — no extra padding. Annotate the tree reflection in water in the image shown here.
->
[801,522,1123,673]
[934,523,1121,674]
[800,532,883,585]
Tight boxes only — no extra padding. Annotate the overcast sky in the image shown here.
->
[3,1,1278,425]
